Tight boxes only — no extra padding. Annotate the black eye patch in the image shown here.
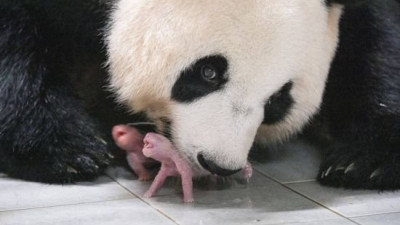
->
[262,81,294,125]
[171,55,228,103]
[325,0,366,6]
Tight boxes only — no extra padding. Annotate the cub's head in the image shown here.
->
[107,0,346,176]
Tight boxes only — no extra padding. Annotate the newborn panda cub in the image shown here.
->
[112,125,253,203]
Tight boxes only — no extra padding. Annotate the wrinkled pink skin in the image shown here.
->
[243,162,253,181]
[112,125,152,181]
[142,133,194,203]
[112,125,254,203]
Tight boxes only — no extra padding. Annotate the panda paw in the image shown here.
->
[2,124,113,184]
[53,137,113,183]
[318,143,400,190]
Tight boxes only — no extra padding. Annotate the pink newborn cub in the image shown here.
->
[112,124,253,203]
[112,125,152,181]
[112,125,194,202]
[142,133,194,203]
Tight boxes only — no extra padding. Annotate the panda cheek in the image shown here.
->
[262,81,294,125]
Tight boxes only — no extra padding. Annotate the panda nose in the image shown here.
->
[197,153,241,176]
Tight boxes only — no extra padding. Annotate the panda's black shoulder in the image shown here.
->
[326,0,400,7]
[1,0,109,51]
[322,0,400,130]
[325,0,366,6]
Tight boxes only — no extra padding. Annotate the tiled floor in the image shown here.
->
[1,139,400,225]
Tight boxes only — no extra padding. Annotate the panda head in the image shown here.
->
[107,0,344,176]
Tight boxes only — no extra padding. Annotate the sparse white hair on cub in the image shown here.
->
[107,0,342,175]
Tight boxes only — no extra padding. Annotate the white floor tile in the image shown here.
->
[2,141,399,225]
[107,166,273,201]
[143,180,342,225]
[0,176,134,211]
[106,166,175,197]
[288,181,400,217]
[276,219,357,225]
[352,213,400,225]
[0,199,176,225]
[252,140,321,183]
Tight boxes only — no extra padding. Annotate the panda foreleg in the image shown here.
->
[318,137,400,190]
[318,68,400,189]
[317,1,400,190]
[0,3,111,183]
[317,55,400,190]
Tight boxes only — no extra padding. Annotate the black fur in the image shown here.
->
[262,82,294,125]
[1,0,400,192]
[318,0,400,189]
[325,0,369,7]
[0,0,136,183]
[172,55,228,103]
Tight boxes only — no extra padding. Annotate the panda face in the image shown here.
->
[107,0,343,175]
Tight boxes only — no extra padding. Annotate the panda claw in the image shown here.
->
[95,136,108,145]
[335,165,346,171]
[107,153,115,159]
[369,168,382,179]
[324,166,333,177]
[344,163,355,174]
[67,166,78,174]
[321,170,326,179]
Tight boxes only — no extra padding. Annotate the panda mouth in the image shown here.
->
[127,120,225,176]
[197,153,241,176]
[127,117,172,136]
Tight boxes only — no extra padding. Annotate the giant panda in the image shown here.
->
[0,0,399,190]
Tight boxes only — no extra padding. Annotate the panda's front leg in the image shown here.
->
[0,74,112,183]
[317,0,400,189]
[318,116,400,190]
[0,4,111,183]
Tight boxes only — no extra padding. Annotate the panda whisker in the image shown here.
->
[127,122,156,126]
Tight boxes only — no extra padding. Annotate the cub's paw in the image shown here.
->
[318,143,400,190]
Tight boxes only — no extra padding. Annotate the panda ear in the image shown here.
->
[326,0,370,6]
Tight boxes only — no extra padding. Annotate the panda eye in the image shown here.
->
[172,55,229,103]
[201,65,217,81]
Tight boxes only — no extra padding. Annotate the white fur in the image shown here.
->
[107,0,343,174]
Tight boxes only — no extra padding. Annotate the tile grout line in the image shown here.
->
[263,219,360,225]
[282,179,316,184]
[350,211,400,219]
[106,174,181,225]
[281,184,362,225]
[253,167,362,225]
[0,198,136,213]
